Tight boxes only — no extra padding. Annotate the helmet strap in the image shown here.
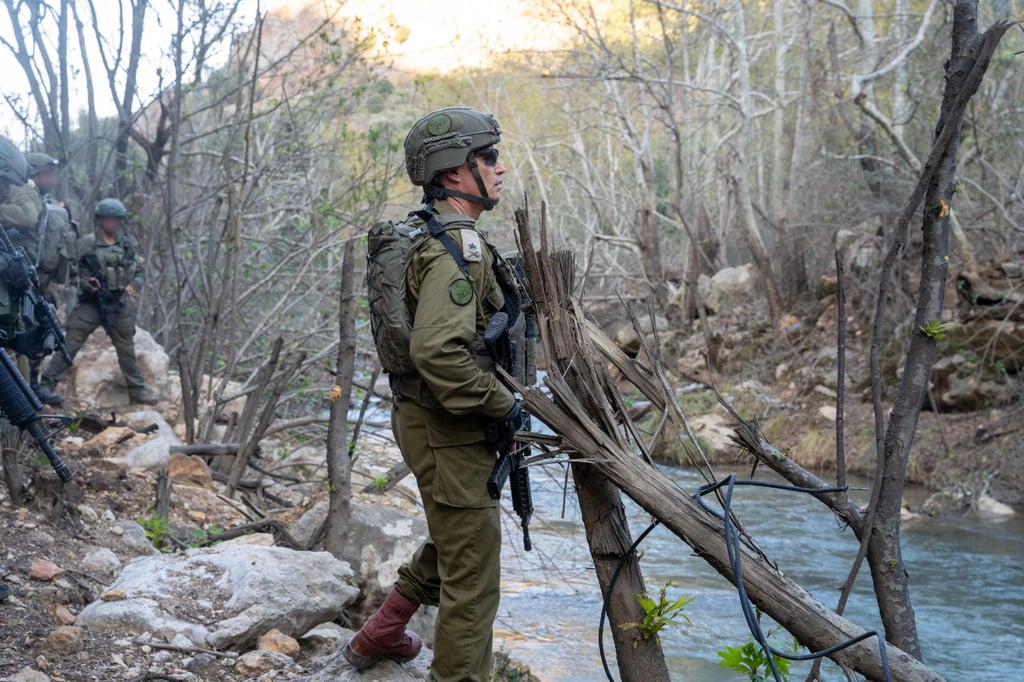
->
[465,153,498,210]
[421,152,498,210]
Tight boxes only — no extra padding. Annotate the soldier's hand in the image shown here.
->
[85,277,101,294]
[486,399,525,452]
[125,284,138,297]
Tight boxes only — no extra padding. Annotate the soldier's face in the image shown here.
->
[473,146,505,199]
[98,216,121,234]
[33,170,58,193]
[446,146,505,200]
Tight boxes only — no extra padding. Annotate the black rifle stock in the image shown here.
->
[0,224,72,364]
[0,332,73,481]
[483,311,534,551]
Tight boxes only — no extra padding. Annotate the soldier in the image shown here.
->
[0,137,36,342]
[37,198,158,406]
[345,107,524,682]
[17,152,77,404]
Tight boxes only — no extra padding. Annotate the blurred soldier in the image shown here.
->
[17,152,78,404]
[0,137,38,343]
[37,198,158,406]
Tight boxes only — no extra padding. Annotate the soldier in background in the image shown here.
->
[0,137,38,342]
[37,198,158,406]
[18,152,78,405]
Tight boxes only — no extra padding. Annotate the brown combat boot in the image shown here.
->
[342,588,422,670]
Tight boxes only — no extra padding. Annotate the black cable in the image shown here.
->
[695,474,894,682]
[597,518,661,682]
[596,474,894,681]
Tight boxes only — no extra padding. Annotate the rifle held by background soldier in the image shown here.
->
[0,331,72,481]
[0,222,71,364]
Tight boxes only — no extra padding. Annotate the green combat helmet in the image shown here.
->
[404,107,502,210]
[0,136,28,190]
[24,152,59,178]
[95,198,127,218]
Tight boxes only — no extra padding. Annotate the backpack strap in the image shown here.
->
[412,209,471,279]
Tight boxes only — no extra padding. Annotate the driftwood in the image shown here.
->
[510,200,945,682]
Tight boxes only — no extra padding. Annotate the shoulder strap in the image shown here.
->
[412,209,471,279]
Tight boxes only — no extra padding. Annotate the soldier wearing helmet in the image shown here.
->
[345,107,523,682]
[0,136,40,342]
[37,198,159,406]
[11,152,79,404]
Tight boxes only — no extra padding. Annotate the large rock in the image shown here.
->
[287,497,436,641]
[76,544,357,650]
[699,264,756,314]
[56,326,170,407]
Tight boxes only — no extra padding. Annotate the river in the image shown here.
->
[493,462,1024,681]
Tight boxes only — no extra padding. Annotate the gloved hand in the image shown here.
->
[0,253,30,289]
[485,399,525,452]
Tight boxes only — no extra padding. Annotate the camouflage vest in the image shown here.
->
[78,232,138,292]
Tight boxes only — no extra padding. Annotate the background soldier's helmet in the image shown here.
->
[0,136,28,189]
[404,107,501,186]
[95,198,128,218]
[24,152,59,178]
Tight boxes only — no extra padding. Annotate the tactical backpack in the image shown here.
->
[366,209,472,375]
[35,201,77,285]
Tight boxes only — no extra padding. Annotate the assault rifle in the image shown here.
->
[484,311,534,551]
[0,329,73,482]
[0,225,72,365]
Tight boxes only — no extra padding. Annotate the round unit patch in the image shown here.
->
[449,278,474,306]
[427,114,453,136]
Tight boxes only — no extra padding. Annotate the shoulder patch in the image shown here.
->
[460,229,483,262]
[449,278,474,306]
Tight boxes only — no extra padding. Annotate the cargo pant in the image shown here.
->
[392,398,501,682]
[40,296,145,391]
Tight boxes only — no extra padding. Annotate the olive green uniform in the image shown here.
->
[40,229,147,392]
[0,183,41,341]
[389,200,515,682]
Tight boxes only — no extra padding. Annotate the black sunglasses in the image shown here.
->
[475,147,500,167]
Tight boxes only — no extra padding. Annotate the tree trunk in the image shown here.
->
[866,0,1007,657]
[571,461,671,682]
[323,239,356,557]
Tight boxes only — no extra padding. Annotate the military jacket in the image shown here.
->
[405,201,516,419]
[0,183,42,232]
[76,229,145,296]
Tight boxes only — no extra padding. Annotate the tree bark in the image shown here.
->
[323,239,356,558]
[866,0,1012,657]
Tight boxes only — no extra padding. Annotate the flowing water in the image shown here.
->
[493,463,1024,681]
